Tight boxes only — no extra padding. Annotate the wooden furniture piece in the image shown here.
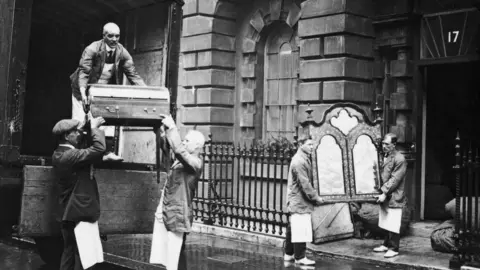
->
[301,103,384,243]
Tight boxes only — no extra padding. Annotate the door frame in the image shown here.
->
[414,54,479,220]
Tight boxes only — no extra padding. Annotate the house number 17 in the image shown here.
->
[448,31,460,43]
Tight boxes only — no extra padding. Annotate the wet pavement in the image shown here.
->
[1,233,406,270]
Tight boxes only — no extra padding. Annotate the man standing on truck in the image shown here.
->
[70,22,146,162]
[52,116,107,270]
[149,114,205,270]
[284,135,324,267]
[373,133,407,258]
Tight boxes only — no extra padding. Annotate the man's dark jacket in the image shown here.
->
[52,129,106,222]
[380,149,407,208]
[70,40,146,100]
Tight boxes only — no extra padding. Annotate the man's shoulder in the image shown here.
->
[393,150,406,163]
[85,40,103,51]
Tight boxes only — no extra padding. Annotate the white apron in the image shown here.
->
[74,221,104,269]
[149,188,184,270]
[378,205,402,234]
[290,213,313,243]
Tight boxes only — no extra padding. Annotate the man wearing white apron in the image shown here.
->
[374,133,407,258]
[52,117,107,270]
[150,114,205,270]
[284,135,325,266]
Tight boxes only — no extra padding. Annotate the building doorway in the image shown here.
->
[423,60,480,220]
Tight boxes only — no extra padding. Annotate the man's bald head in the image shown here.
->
[184,130,206,154]
[103,23,120,35]
[103,23,120,48]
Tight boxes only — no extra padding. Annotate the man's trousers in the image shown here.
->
[284,222,306,260]
[60,221,83,270]
[383,230,400,252]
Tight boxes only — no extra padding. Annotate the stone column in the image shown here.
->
[389,47,413,143]
[297,0,375,121]
[176,0,237,141]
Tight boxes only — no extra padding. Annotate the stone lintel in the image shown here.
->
[180,33,235,53]
[300,57,372,80]
[299,14,374,38]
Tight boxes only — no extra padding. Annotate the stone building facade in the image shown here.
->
[175,0,480,220]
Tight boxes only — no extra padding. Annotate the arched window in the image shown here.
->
[263,24,298,141]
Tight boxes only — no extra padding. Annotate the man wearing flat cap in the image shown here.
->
[52,116,106,270]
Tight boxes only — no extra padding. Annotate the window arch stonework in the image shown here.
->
[238,0,302,143]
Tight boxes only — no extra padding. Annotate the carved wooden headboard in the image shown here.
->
[302,103,383,203]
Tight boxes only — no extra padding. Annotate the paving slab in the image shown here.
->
[309,236,452,270]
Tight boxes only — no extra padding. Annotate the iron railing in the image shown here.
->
[450,133,480,269]
[192,136,298,236]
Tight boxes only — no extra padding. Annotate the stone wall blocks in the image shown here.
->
[286,2,302,27]
[390,92,411,110]
[324,35,374,58]
[390,60,413,78]
[181,34,235,52]
[182,16,236,37]
[240,63,256,78]
[298,82,322,101]
[250,10,266,33]
[270,0,282,20]
[299,38,323,58]
[197,51,235,68]
[191,125,234,142]
[182,107,234,124]
[301,0,372,19]
[197,0,237,18]
[240,88,255,103]
[183,0,198,16]
[184,69,235,87]
[373,62,384,79]
[196,88,234,106]
[242,38,257,53]
[299,14,374,38]
[182,53,197,69]
[300,58,372,80]
[240,113,255,128]
[322,80,373,103]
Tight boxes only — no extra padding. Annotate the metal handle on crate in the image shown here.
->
[143,107,157,114]
[105,106,120,113]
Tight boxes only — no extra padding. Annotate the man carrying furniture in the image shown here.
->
[70,22,146,161]
[373,133,407,258]
[52,116,106,270]
[150,114,205,270]
[284,135,325,266]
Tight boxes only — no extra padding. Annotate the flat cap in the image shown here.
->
[52,119,82,135]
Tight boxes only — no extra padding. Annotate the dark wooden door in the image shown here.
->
[0,0,33,163]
